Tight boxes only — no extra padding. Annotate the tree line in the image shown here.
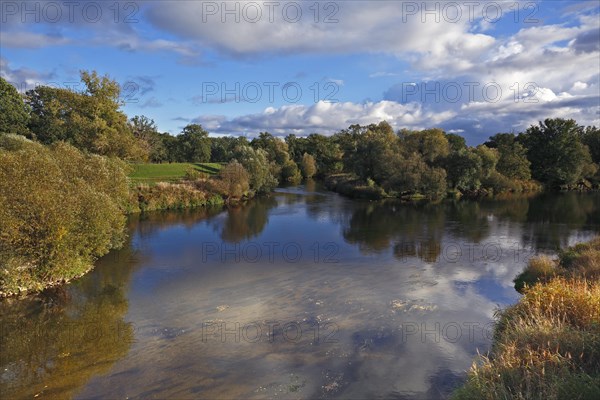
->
[1,72,599,199]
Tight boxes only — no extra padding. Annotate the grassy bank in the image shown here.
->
[453,238,600,400]
[129,162,223,184]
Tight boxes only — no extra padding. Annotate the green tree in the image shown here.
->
[384,152,447,199]
[26,71,144,160]
[0,77,29,135]
[129,115,166,162]
[251,132,293,182]
[285,133,308,163]
[251,132,289,165]
[211,136,240,162]
[177,124,211,162]
[486,133,531,180]
[581,126,600,165]
[232,145,278,193]
[446,133,467,152]
[444,149,484,191]
[401,128,450,165]
[520,118,593,187]
[347,121,398,183]
[305,133,343,174]
[474,145,499,179]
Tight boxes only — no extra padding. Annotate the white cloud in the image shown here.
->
[190,100,457,136]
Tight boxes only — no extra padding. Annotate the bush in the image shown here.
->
[0,135,129,296]
[218,161,250,199]
[184,165,208,181]
[482,171,520,194]
[132,181,223,213]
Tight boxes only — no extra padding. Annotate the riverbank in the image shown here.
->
[0,138,252,298]
[453,237,600,399]
[322,173,598,201]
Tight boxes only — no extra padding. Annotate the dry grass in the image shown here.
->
[454,238,600,400]
[130,181,224,213]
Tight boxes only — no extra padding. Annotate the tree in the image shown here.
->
[300,153,317,178]
[281,160,302,184]
[251,132,293,182]
[345,121,398,183]
[218,161,250,199]
[305,133,343,174]
[384,152,447,199]
[474,145,499,179]
[446,133,467,153]
[401,128,449,165]
[444,149,484,191]
[232,145,278,193]
[251,132,289,165]
[520,118,593,187]
[285,134,308,163]
[486,133,531,180]
[0,77,29,135]
[211,136,239,162]
[581,126,600,165]
[157,133,179,163]
[26,71,145,160]
[177,124,211,163]
[129,115,165,162]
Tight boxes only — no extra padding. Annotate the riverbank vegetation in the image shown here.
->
[454,238,600,399]
[0,135,129,297]
[1,71,600,296]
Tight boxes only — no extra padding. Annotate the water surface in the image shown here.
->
[2,185,599,399]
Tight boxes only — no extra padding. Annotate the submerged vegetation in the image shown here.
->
[454,238,600,400]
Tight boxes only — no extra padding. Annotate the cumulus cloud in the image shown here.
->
[189,100,456,137]
[144,0,497,63]
[3,1,597,140]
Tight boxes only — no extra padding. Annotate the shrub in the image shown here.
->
[218,161,250,199]
[133,181,223,212]
[0,135,129,296]
[482,171,520,194]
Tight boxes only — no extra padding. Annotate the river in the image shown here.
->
[1,182,599,399]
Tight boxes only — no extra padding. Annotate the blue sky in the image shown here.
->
[1,0,599,143]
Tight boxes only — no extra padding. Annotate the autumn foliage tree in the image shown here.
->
[25,71,146,160]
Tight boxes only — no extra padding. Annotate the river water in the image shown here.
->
[1,183,599,399]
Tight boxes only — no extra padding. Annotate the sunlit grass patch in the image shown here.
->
[128,162,223,184]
